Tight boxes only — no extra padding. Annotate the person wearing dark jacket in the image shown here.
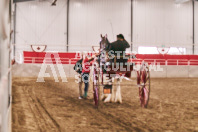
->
[109,34,130,53]
[108,34,130,63]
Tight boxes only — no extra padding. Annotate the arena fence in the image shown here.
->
[22,51,198,66]
[11,51,198,78]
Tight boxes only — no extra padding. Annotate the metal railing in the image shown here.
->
[21,56,198,66]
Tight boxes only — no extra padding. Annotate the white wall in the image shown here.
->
[12,64,198,78]
[15,0,67,52]
[69,0,131,52]
[0,0,12,131]
[14,0,197,54]
[133,0,193,53]
[195,1,198,54]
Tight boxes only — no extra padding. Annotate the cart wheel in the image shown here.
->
[137,71,141,85]
[93,64,100,108]
[138,63,150,108]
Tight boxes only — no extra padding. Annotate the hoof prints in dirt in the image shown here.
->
[12,77,198,132]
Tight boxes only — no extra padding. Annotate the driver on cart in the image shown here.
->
[108,34,130,64]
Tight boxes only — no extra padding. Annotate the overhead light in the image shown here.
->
[75,2,82,7]
[175,0,190,4]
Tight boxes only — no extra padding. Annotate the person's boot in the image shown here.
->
[83,92,87,99]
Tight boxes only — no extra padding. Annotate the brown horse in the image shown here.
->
[100,34,110,51]
[99,34,123,103]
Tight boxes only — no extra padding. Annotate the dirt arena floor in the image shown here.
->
[12,77,198,132]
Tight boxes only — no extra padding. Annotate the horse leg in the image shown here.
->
[101,73,109,102]
[103,84,113,103]
[110,78,115,102]
[103,74,113,103]
[104,93,111,103]
[101,92,106,101]
[115,78,122,103]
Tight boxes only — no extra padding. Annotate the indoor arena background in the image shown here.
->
[0,0,198,132]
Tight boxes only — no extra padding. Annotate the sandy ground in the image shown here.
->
[12,77,198,132]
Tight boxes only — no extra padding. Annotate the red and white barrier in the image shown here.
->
[23,51,198,66]
[11,51,198,78]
